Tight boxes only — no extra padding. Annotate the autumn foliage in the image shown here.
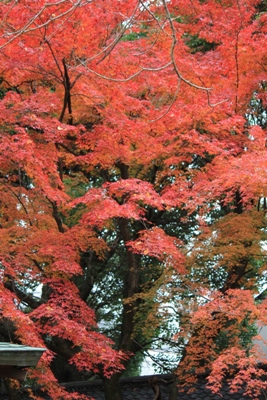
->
[0,0,266,399]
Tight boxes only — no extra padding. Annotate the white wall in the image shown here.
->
[253,324,267,361]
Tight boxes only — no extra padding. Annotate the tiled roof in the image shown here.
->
[1,374,267,399]
[65,375,171,400]
[63,374,267,400]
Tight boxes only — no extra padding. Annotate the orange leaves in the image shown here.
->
[31,280,127,378]
[28,223,107,277]
[127,227,186,273]
[106,179,164,210]
[207,347,267,397]
[0,0,266,398]
[0,282,45,348]
[71,179,165,228]
[188,210,267,275]
[191,289,259,325]
[177,289,267,392]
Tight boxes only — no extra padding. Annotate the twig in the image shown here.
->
[149,79,181,122]
[162,0,211,91]
[78,60,173,82]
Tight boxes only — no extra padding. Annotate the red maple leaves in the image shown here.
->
[0,0,266,399]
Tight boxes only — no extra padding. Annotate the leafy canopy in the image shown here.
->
[0,0,266,399]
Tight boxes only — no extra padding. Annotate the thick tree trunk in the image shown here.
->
[118,218,140,352]
[103,163,141,400]
[104,373,123,400]
[168,377,178,400]
[102,218,141,400]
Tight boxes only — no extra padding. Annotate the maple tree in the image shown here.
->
[0,0,266,399]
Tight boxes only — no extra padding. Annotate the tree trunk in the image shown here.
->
[168,377,178,400]
[104,373,123,400]
[102,164,141,400]
[102,218,140,400]
[149,377,163,400]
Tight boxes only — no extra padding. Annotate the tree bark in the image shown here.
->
[103,163,142,399]
[104,373,124,400]
[103,217,140,399]
[168,377,178,400]
[118,218,140,351]
[149,377,163,400]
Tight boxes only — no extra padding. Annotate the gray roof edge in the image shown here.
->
[60,373,175,388]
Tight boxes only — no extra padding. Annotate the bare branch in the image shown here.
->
[43,37,64,82]
[3,182,33,227]
[0,0,92,50]
[162,0,211,91]
[95,1,141,64]
[149,79,181,123]
[77,59,173,82]
[139,0,171,37]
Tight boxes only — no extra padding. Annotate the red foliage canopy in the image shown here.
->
[0,0,266,398]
